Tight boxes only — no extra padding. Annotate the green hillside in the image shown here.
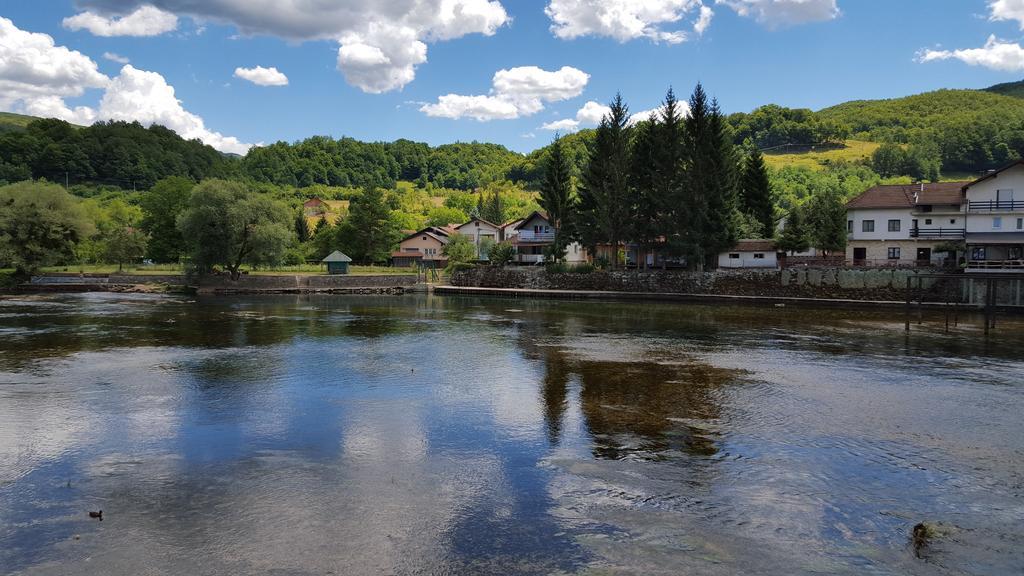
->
[0,112,39,133]
[985,79,1024,99]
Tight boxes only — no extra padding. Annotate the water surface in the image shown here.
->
[1,293,1022,575]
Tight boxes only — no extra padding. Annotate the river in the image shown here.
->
[0,293,1022,575]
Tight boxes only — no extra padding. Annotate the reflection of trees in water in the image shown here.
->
[516,318,734,460]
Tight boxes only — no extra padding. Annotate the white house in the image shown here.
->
[718,239,779,269]
[455,217,502,259]
[845,182,967,266]
[962,160,1024,271]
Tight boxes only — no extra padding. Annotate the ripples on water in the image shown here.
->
[0,293,1022,575]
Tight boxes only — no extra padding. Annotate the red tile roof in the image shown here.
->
[846,182,969,209]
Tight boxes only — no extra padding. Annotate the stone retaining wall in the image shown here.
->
[451,267,948,301]
[28,273,417,293]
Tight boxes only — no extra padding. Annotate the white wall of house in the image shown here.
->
[455,220,501,258]
[847,208,915,241]
[965,165,1024,234]
[516,214,553,242]
[718,250,778,269]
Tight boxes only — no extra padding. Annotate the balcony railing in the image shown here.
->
[967,259,1024,271]
[516,231,555,242]
[968,200,1024,212]
[910,227,966,238]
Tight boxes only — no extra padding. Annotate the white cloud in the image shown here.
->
[917,35,1024,72]
[76,0,510,93]
[540,118,581,131]
[421,94,520,121]
[543,98,690,131]
[0,17,109,111]
[576,100,612,124]
[421,65,589,121]
[990,0,1024,29]
[545,0,707,43]
[0,18,250,153]
[694,5,715,34]
[717,0,839,27]
[103,51,131,64]
[97,65,252,153]
[234,66,289,87]
[63,5,178,37]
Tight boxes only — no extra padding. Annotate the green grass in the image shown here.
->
[0,112,37,132]
[37,263,418,276]
[763,139,879,171]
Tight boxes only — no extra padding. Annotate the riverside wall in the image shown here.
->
[24,273,418,294]
[450,267,951,302]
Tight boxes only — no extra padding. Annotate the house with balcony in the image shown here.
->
[962,160,1024,271]
[845,182,967,266]
[508,211,587,264]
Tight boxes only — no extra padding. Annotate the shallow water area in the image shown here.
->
[0,292,1022,575]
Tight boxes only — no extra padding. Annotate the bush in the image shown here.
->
[448,262,476,273]
[487,241,515,267]
[569,263,596,274]
[545,262,568,274]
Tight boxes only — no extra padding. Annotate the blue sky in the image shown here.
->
[1,0,1023,154]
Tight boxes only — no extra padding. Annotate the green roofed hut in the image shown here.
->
[322,251,352,275]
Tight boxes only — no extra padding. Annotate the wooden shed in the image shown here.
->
[322,251,353,275]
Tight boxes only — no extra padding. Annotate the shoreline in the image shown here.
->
[433,284,1005,312]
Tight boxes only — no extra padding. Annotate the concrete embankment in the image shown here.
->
[21,273,419,295]
[446,267,1024,311]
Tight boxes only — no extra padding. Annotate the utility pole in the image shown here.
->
[65,172,69,190]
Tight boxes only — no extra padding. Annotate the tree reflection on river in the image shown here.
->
[0,293,1022,575]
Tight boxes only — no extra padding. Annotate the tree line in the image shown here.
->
[537,85,848,271]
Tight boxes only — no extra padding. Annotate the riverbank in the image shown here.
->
[434,284,980,311]
[16,273,420,295]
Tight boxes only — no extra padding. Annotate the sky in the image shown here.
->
[2,0,1024,155]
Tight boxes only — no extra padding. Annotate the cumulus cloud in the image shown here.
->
[717,0,840,27]
[990,0,1024,29]
[543,98,690,131]
[421,65,589,121]
[0,17,109,111]
[234,66,289,87]
[103,51,131,64]
[545,0,708,43]
[75,0,510,93]
[917,35,1024,72]
[63,5,178,37]
[0,18,249,153]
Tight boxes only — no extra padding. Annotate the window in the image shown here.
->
[924,218,933,225]
[888,247,901,260]
[753,253,765,259]
[997,189,1014,204]
[728,253,740,259]
[993,217,1003,229]
[888,219,901,232]
[862,220,875,232]
[1018,218,1023,230]
[847,220,853,233]
[972,247,987,261]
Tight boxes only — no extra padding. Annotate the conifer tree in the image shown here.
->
[740,148,775,238]
[628,119,658,268]
[777,206,810,255]
[336,185,399,264]
[578,94,632,269]
[805,185,847,255]
[538,135,575,262]
[295,212,311,243]
[649,87,688,268]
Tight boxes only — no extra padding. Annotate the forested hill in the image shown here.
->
[6,80,1024,193]
[985,79,1024,99]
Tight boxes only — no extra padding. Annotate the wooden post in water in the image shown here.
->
[984,278,993,335]
[905,276,912,332]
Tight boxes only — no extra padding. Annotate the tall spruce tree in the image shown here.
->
[628,119,658,269]
[481,189,505,225]
[740,148,775,238]
[336,185,399,264]
[538,135,575,262]
[295,212,311,243]
[777,206,810,255]
[678,85,740,271]
[805,185,847,255]
[578,94,632,269]
[650,87,688,268]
